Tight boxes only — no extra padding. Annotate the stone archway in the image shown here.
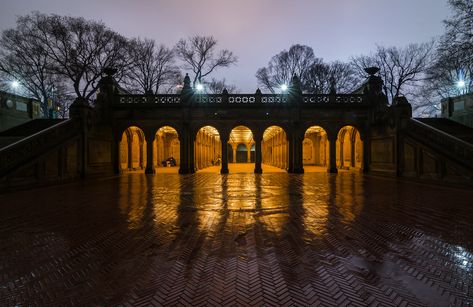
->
[155,126,180,173]
[119,126,146,173]
[194,125,221,172]
[228,125,255,173]
[262,125,288,172]
[337,125,363,171]
[303,125,329,172]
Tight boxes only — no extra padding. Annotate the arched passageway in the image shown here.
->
[154,126,180,173]
[303,126,329,172]
[194,126,221,172]
[228,126,255,173]
[119,126,146,173]
[262,126,288,172]
[336,126,363,171]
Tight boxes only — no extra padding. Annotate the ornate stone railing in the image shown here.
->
[0,119,80,177]
[406,119,473,169]
[119,94,181,104]
[116,93,366,105]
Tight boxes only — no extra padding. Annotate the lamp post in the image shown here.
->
[457,80,466,94]
[280,83,288,93]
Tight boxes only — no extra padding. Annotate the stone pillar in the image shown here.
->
[247,144,251,163]
[328,136,338,173]
[339,140,344,169]
[179,125,191,174]
[287,133,294,173]
[113,134,121,174]
[254,134,263,174]
[293,134,304,173]
[145,134,155,174]
[69,97,93,179]
[221,136,229,174]
[232,143,237,163]
[127,133,133,170]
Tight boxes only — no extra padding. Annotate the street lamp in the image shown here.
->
[195,83,204,92]
[280,84,288,93]
[11,80,19,90]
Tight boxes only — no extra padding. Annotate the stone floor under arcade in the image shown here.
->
[0,172,472,306]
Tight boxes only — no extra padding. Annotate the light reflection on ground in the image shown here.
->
[0,173,472,305]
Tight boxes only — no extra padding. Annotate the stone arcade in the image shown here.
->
[1,68,473,190]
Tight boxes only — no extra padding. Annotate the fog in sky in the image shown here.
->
[0,0,450,91]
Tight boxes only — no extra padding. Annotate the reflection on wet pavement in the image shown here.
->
[0,173,472,305]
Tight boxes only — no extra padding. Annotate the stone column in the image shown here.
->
[127,133,133,170]
[247,144,252,163]
[113,134,121,174]
[179,125,191,174]
[221,136,229,174]
[145,134,155,174]
[339,140,344,169]
[232,143,237,163]
[287,133,294,173]
[254,133,263,174]
[328,135,338,173]
[293,134,304,173]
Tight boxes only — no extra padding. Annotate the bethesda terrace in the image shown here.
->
[0,69,472,306]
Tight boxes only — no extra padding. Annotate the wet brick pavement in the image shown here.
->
[0,173,472,306]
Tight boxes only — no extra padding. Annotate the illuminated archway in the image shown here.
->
[303,126,329,172]
[262,125,288,171]
[195,125,221,172]
[119,126,146,173]
[336,126,363,171]
[154,126,179,173]
[228,125,254,173]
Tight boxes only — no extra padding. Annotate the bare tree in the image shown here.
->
[257,44,360,94]
[123,38,180,94]
[0,17,66,117]
[425,0,473,100]
[352,42,434,104]
[256,44,317,93]
[175,35,237,87]
[22,12,130,102]
[205,78,237,94]
[440,0,473,66]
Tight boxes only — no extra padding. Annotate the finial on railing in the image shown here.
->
[183,73,191,90]
[255,88,262,95]
[364,67,380,76]
[222,88,229,95]
[290,74,302,96]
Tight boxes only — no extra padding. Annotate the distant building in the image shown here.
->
[441,93,473,128]
[0,91,41,131]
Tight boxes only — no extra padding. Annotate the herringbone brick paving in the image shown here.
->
[0,173,472,306]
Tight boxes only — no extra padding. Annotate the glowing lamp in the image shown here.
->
[280,84,288,92]
[11,81,19,89]
[196,83,204,92]
[457,80,466,89]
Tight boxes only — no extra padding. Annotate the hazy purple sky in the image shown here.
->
[1,0,450,91]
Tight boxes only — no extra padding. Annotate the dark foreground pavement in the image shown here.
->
[0,173,472,306]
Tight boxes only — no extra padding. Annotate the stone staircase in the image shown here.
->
[0,119,65,148]
[416,118,473,144]
[0,119,81,190]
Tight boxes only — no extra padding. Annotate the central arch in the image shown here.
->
[228,125,254,173]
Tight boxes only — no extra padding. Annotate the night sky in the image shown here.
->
[0,0,449,92]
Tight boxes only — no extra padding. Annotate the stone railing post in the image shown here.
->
[69,98,93,178]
